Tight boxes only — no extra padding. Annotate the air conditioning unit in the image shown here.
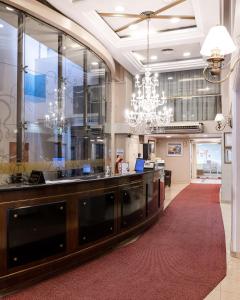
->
[153,122,204,134]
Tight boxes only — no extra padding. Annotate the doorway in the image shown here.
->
[191,141,222,180]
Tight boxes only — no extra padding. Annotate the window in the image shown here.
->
[138,69,222,122]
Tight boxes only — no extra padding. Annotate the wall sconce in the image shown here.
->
[215,113,232,131]
[201,25,240,83]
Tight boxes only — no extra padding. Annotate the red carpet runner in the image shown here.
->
[5,184,226,300]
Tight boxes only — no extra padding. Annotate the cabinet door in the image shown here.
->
[79,193,115,245]
[7,202,66,268]
[121,185,145,228]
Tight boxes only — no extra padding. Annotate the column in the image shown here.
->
[231,87,240,256]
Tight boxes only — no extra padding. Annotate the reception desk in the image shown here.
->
[0,170,164,294]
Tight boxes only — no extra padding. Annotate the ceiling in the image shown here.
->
[47,0,220,75]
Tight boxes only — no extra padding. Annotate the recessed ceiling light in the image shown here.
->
[6,6,14,11]
[0,24,4,28]
[91,61,99,66]
[183,52,191,57]
[150,55,158,60]
[168,76,173,80]
[129,24,138,31]
[170,17,180,24]
[115,6,125,12]
[166,135,172,138]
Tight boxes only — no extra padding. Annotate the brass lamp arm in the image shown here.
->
[203,56,240,84]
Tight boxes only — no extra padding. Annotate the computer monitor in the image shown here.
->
[135,158,145,172]
[83,164,91,175]
[52,157,65,169]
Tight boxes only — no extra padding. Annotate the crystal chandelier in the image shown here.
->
[126,14,173,133]
[45,77,67,133]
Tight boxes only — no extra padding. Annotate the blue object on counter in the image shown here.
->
[134,158,145,172]
[83,164,91,174]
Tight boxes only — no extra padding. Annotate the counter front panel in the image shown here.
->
[0,170,164,294]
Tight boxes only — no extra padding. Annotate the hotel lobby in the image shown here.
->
[0,0,240,299]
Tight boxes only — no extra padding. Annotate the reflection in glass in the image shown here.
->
[0,5,18,184]
[0,3,111,185]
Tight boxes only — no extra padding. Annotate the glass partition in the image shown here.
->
[196,143,222,179]
[0,5,18,184]
[0,2,110,184]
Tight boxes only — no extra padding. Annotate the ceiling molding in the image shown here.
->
[47,0,220,75]
[139,58,206,73]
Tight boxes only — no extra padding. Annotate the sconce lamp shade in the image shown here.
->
[200,26,236,56]
[215,113,225,122]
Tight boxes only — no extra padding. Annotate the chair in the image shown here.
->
[165,170,172,187]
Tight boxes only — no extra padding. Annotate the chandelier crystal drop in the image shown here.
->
[126,15,173,133]
[44,78,67,133]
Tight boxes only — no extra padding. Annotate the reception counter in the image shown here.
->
[0,170,164,294]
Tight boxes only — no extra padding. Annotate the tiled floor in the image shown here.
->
[191,178,222,184]
[204,201,240,300]
[166,182,240,300]
[164,183,188,209]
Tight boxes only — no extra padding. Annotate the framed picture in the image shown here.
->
[148,140,156,154]
[167,142,183,156]
[224,132,232,148]
[224,148,232,164]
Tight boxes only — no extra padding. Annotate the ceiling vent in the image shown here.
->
[161,48,174,55]
[152,123,204,134]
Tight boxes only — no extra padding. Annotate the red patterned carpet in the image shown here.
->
[5,184,226,300]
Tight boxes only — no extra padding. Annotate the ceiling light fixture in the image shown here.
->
[183,51,191,57]
[170,17,180,24]
[91,61,99,66]
[214,113,232,131]
[168,76,173,80]
[6,6,14,11]
[126,12,173,133]
[0,24,4,28]
[200,25,239,83]
[115,6,125,12]
[150,55,158,60]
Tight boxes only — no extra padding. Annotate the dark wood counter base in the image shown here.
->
[0,171,164,295]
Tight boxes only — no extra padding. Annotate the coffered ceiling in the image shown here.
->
[47,0,220,75]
